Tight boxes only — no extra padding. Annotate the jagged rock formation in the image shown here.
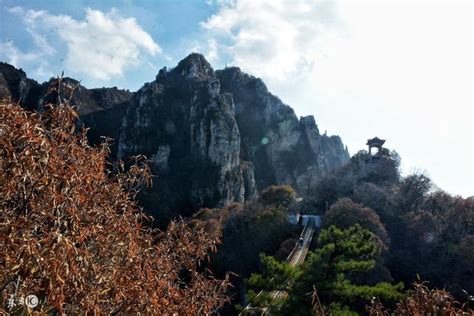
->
[117,54,248,214]
[0,63,133,157]
[0,62,43,110]
[67,85,132,158]
[0,54,349,219]
[216,67,349,194]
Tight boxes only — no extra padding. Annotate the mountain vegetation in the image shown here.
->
[0,56,350,227]
[239,149,473,314]
[246,225,404,315]
[311,150,473,299]
[0,55,472,315]
[0,95,227,314]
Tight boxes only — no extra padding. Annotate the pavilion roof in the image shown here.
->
[366,137,386,146]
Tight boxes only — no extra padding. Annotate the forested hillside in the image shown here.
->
[1,59,472,315]
[233,148,474,314]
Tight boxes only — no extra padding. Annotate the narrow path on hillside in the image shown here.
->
[270,217,315,301]
[241,218,316,314]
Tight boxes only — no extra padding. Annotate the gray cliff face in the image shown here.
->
[216,66,350,194]
[0,54,349,219]
[117,53,249,213]
[240,160,257,200]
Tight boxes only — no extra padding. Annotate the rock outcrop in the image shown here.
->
[216,66,350,194]
[0,54,349,220]
[0,63,133,157]
[74,86,133,158]
[0,62,43,110]
[117,54,248,215]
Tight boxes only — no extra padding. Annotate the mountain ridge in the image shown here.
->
[0,54,349,219]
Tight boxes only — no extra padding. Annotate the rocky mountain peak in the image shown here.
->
[117,54,249,219]
[300,115,317,129]
[0,62,28,83]
[173,53,214,80]
[216,65,349,192]
[0,62,42,109]
[0,55,349,223]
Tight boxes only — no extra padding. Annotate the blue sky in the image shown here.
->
[0,0,472,197]
[0,0,216,88]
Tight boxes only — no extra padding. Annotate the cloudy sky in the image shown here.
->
[0,0,472,197]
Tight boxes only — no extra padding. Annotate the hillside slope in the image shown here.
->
[0,54,349,217]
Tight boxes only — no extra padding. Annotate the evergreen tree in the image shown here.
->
[285,225,404,315]
[246,254,299,310]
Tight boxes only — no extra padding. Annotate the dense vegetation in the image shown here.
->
[0,97,228,314]
[246,225,404,315]
[1,85,472,314]
[191,185,300,310]
[307,150,473,299]
[234,149,473,314]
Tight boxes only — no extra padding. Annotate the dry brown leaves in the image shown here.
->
[0,95,228,314]
[367,281,473,316]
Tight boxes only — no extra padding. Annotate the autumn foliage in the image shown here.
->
[368,281,473,315]
[0,93,228,313]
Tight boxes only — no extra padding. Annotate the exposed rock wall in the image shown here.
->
[117,54,248,213]
[216,66,350,194]
[1,54,349,218]
[0,62,43,110]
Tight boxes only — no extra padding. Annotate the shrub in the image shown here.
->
[368,281,473,315]
[324,198,389,247]
[259,185,296,207]
[0,96,228,314]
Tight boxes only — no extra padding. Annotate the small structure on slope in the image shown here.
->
[366,137,386,155]
[287,212,301,225]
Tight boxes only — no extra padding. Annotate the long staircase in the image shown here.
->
[241,218,316,314]
[270,218,315,301]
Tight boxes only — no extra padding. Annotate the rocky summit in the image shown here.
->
[118,53,247,215]
[216,66,349,193]
[0,54,349,219]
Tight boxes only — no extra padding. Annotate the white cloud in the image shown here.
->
[8,7,161,80]
[25,27,56,56]
[203,0,472,197]
[0,39,55,79]
[0,41,22,66]
[202,0,341,81]
[190,38,220,65]
[0,40,42,66]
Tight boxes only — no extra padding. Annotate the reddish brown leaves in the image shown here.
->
[0,99,228,314]
[368,281,473,315]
